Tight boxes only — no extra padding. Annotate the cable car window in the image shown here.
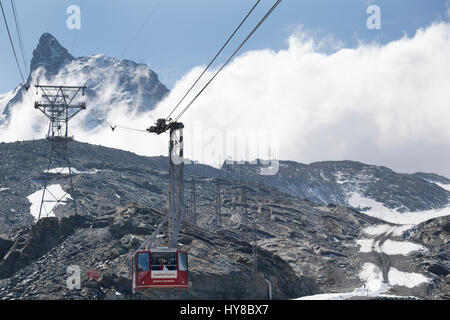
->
[178,252,188,271]
[137,253,150,272]
[151,252,178,271]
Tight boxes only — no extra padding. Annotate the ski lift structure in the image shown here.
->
[133,248,189,291]
[131,0,282,293]
[132,120,189,292]
[1,0,281,295]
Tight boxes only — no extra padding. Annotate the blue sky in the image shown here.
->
[0,0,449,93]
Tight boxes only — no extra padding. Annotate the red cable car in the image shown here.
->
[132,248,188,292]
[132,121,189,293]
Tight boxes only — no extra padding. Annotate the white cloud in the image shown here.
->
[2,22,450,176]
[158,22,450,175]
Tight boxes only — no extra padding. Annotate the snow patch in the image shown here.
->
[295,289,368,300]
[348,192,450,225]
[356,239,374,253]
[296,263,391,300]
[27,184,72,220]
[295,262,427,300]
[363,224,414,236]
[359,263,390,294]
[376,239,426,256]
[46,167,99,175]
[334,171,352,184]
[358,226,425,255]
[388,268,430,288]
[435,182,450,192]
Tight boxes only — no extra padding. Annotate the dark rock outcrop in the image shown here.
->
[0,237,12,261]
[222,160,450,212]
[30,33,74,77]
[412,216,450,299]
[0,204,319,300]
[0,215,86,279]
[427,262,449,277]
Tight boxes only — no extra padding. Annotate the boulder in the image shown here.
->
[0,216,87,279]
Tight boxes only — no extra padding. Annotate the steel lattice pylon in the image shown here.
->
[252,206,259,273]
[34,85,86,220]
[190,179,197,225]
[138,121,185,251]
[168,122,185,248]
[215,181,221,228]
[242,185,248,241]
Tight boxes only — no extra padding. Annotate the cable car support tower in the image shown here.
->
[135,0,281,250]
[138,120,185,250]
[34,85,86,220]
[132,0,282,292]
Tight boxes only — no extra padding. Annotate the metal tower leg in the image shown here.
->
[242,185,248,241]
[64,140,78,216]
[38,138,78,220]
[34,85,86,221]
[191,179,196,225]
[252,215,257,272]
[168,122,185,249]
[215,182,221,228]
[139,121,185,250]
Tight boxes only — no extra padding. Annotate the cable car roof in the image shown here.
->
[137,247,188,253]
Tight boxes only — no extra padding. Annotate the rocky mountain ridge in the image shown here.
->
[0,140,448,299]
[222,160,450,213]
[0,33,169,128]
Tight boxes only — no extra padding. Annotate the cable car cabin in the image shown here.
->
[133,248,188,292]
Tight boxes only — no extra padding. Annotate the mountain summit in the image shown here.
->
[30,33,74,77]
[0,33,169,126]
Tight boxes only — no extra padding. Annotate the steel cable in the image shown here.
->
[0,0,25,83]
[166,0,262,121]
[10,0,28,78]
[173,0,282,123]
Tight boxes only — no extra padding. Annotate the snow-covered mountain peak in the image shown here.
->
[30,33,74,77]
[0,33,169,132]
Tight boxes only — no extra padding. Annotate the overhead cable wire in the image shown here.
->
[172,0,282,123]
[0,0,25,83]
[114,125,149,134]
[120,0,162,58]
[165,0,262,121]
[10,0,28,78]
[77,1,281,135]
[85,110,149,135]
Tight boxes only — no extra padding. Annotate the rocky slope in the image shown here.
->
[0,140,448,299]
[222,160,450,213]
[0,205,318,300]
[412,216,450,299]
